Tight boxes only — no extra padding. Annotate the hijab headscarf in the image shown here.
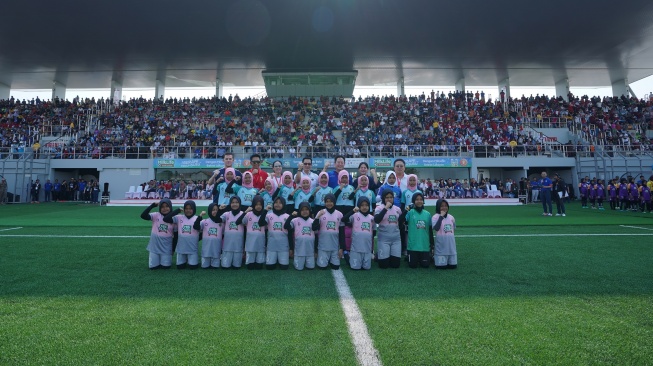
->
[281,171,294,188]
[383,171,398,187]
[224,167,235,183]
[264,177,276,195]
[338,170,350,186]
[207,202,220,223]
[301,177,312,194]
[356,196,371,216]
[407,174,418,190]
[183,200,197,218]
[251,195,264,214]
[318,172,329,188]
[242,171,254,189]
[358,175,369,190]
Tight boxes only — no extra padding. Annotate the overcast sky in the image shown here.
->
[7,75,653,102]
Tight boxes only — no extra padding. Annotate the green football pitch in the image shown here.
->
[1,203,652,365]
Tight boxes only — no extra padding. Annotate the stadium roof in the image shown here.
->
[2,0,653,90]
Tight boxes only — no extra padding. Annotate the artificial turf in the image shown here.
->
[1,202,652,365]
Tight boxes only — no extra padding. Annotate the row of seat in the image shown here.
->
[124,186,169,199]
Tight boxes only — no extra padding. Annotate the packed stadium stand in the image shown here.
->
[3,92,651,160]
[2,91,652,205]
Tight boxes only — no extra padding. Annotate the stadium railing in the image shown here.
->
[5,143,614,160]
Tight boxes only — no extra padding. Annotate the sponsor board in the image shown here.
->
[155,157,471,169]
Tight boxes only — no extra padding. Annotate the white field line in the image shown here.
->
[0,235,148,238]
[0,227,23,232]
[332,269,383,366]
[619,225,653,231]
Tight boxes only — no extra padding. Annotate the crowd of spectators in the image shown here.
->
[1,91,652,160]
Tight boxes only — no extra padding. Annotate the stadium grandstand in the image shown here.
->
[1,1,653,206]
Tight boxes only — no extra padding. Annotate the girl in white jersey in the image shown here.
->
[218,196,245,269]
[374,189,403,269]
[195,203,223,269]
[312,193,344,270]
[163,200,201,269]
[432,198,457,269]
[141,198,175,269]
[343,197,375,270]
[237,196,268,270]
[285,201,316,270]
[265,196,291,270]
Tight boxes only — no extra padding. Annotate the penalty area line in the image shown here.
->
[0,227,23,232]
[619,225,653,231]
[332,269,383,366]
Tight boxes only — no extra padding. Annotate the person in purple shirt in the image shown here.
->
[596,179,605,210]
[578,178,589,208]
[607,179,617,210]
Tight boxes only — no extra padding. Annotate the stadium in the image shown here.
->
[1,1,653,365]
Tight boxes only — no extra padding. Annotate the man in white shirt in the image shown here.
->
[294,156,319,190]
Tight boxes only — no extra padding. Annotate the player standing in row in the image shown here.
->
[310,172,332,217]
[220,196,245,269]
[237,196,268,270]
[432,199,457,269]
[400,192,434,269]
[333,170,355,261]
[353,175,376,211]
[141,198,175,269]
[343,197,375,270]
[312,194,344,270]
[285,202,316,270]
[196,203,223,269]
[374,189,402,269]
[265,197,291,269]
[164,200,200,269]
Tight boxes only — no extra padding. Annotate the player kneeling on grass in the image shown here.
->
[400,192,434,269]
[265,197,291,270]
[312,193,344,270]
[219,196,245,269]
[196,203,223,269]
[164,200,201,269]
[141,198,175,270]
[374,189,403,269]
[432,199,457,269]
[237,196,268,270]
[285,202,316,270]
[343,197,375,270]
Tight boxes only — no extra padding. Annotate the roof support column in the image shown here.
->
[555,78,570,101]
[498,78,510,103]
[455,78,465,94]
[611,78,629,98]
[215,78,224,98]
[397,77,405,97]
[110,80,122,103]
[0,82,9,100]
[52,81,66,101]
[155,79,165,100]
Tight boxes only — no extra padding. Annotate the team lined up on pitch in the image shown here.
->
[141,190,457,271]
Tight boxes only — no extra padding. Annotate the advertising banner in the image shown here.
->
[155,157,471,169]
